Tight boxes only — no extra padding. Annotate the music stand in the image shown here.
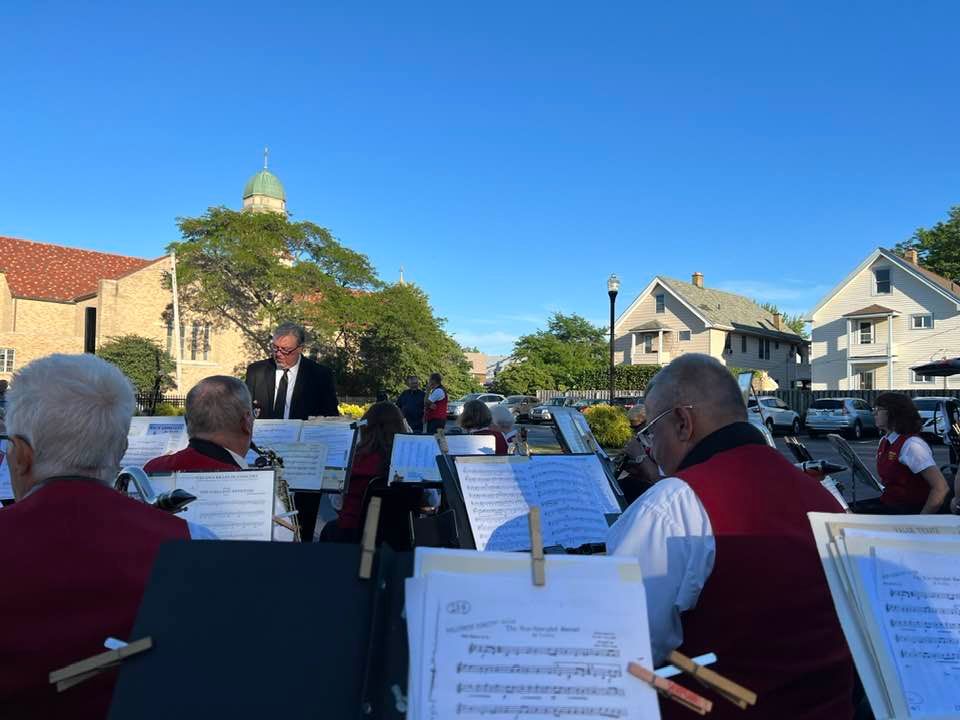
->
[826,433,884,508]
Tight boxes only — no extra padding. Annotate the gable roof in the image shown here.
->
[842,304,896,318]
[0,236,160,302]
[809,247,960,319]
[615,275,805,342]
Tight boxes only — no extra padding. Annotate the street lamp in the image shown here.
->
[607,274,620,403]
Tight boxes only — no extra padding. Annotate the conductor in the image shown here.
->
[245,322,340,541]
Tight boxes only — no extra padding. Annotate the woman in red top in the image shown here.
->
[458,400,508,455]
[856,393,948,514]
[326,402,408,537]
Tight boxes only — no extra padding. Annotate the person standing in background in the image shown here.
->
[396,376,426,433]
[424,373,448,435]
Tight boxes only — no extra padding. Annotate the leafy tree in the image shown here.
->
[896,205,960,282]
[489,361,556,395]
[758,302,809,339]
[97,335,176,394]
[461,345,480,353]
[508,313,606,391]
[169,207,380,356]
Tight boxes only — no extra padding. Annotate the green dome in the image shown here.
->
[243,169,285,201]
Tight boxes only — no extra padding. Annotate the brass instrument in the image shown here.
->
[250,442,301,541]
[114,466,197,514]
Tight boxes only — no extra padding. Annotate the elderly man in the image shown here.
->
[607,354,852,720]
[145,376,253,473]
[0,354,214,720]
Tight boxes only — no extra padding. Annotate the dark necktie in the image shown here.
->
[273,369,289,418]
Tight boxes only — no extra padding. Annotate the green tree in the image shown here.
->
[896,205,960,282]
[97,335,176,394]
[490,361,556,395]
[509,313,606,390]
[169,207,380,357]
[758,302,809,338]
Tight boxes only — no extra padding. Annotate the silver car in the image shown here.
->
[805,397,877,440]
[748,397,801,435]
[446,392,505,419]
[528,397,571,424]
[913,397,960,443]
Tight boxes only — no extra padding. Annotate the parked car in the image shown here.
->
[570,398,606,412]
[611,395,644,411]
[913,397,960,443]
[748,396,802,435]
[804,398,877,440]
[502,395,541,420]
[528,396,571,423]
[446,392,506,419]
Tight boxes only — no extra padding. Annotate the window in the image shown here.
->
[859,321,873,344]
[724,334,731,352]
[741,335,747,353]
[911,314,933,329]
[0,347,14,372]
[679,330,691,342]
[655,294,665,314]
[858,371,874,391]
[912,370,935,384]
[874,268,891,294]
[757,338,770,360]
[643,334,654,353]
[165,320,186,358]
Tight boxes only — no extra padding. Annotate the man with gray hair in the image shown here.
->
[0,354,213,719]
[606,354,852,720]
[144,375,255,473]
[244,322,339,541]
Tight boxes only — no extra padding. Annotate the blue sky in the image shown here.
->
[2,2,959,355]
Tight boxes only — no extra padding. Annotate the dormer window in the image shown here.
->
[874,268,891,295]
[655,294,665,314]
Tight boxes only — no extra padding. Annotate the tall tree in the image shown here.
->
[896,205,960,282]
[758,302,809,338]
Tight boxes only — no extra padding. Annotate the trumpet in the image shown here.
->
[114,466,197,514]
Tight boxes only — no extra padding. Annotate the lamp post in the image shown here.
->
[607,274,620,403]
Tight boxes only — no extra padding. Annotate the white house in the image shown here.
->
[808,248,960,390]
[613,272,811,388]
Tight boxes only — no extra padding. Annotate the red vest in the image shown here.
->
[0,481,190,720]
[877,434,930,511]
[470,428,509,455]
[144,446,239,473]
[671,444,853,720]
[338,449,387,530]
[424,387,448,421]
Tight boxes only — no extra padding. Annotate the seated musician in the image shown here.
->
[618,404,660,502]
[606,354,853,720]
[853,392,948,514]
[457,400,508,455]
[144,376,252,473]
[0,354,214,720]
[490,404,518,447]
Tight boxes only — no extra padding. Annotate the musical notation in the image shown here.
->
[456,704,626,717]
[457,662,622,680]
[468,644,619,659]
[457,683,626,698]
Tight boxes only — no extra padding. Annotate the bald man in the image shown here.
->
[607,354,853,720]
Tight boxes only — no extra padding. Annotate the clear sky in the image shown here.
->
[2,2,958,355]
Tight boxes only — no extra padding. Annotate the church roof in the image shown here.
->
[0,236,157,302]
[243,169,286,201]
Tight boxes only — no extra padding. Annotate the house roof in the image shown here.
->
[629,320,674,332]
[0,236,158,302]
[842,304,896,318]
[658,277,805,342]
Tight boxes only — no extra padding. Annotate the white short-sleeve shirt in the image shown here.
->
[885,432,936,474]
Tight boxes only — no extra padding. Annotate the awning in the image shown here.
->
[910,358,960,377]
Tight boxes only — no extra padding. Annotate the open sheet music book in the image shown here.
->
[389,433,500,483]
[452,454,621,551]
[298,420,357,491]
[405,548,660,720]
[122,416,189,466]
[808,512,960,719]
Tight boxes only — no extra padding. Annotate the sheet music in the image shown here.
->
[128,416,188,453]
[0,450,13,500]
[121,435,175,467]
[389,434,441,482]
[405,559,659,720]
[445,434,497,456]
[552,409,591,454]
[176,470,275,541]
[269,442,328,491]
[298,422,355,467]
[455,456,614,551]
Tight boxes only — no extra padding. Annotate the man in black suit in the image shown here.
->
[245,322,339,541]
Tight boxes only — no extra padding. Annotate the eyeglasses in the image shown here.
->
[636,405,695,442]
[271,343,302,356]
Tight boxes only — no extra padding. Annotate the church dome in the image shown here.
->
[243,169,286,201]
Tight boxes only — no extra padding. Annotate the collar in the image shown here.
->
[275,356,301,374]
[676,421,768,472]
[188,438,244,468]
[22,475,107,500]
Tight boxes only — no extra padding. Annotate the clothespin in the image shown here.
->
[392,471,404,484]
[435,429,449,455]
[627,661,713,716]
[50,637,153,692]
[273,515,297,534]
[667,651,757,709]
[528,506,545,586]
[359,496,382,579]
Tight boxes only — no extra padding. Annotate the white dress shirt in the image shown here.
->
[273,356,301,420]
[226,447,249,468]
[427,387,446,403]
[884,432,936,473]
[606,477,715,664]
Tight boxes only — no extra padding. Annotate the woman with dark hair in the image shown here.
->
[458,400,508,455]
[327,402,409,536]
[859,393,949,514]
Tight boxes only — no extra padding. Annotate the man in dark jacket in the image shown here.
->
[396,375,425,433]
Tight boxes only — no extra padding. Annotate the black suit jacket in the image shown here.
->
[245,356,340,420]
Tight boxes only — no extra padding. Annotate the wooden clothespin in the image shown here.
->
[627,661,713,716]
[359,496,382,579]
[273,515,297,534]
[50,637,153,692]
[528,506,545,586]
[667,651,757,709]
[435,429,449,455]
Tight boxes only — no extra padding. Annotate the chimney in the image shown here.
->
[905,248,919,265]
[692,271,704,289]
[772,311,783,331]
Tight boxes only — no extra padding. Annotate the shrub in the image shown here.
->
[151,402,185,417]
[582,404,632,449]
[338,402,370,419]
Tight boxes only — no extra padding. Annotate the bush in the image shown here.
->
[338,402,370,419]
[582,404,632,449]
[151,402,185,417]
[572,364,662,392]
